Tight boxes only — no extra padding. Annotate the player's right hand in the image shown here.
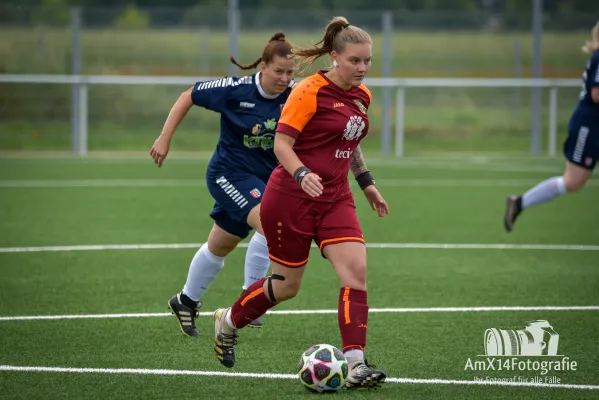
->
[149,135,170,168]
[301,172,323,198]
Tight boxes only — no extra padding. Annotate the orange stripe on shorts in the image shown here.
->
[240,287,265,306]
[319,237,365,251]
[268,253,308,267]
[343,287,351,324]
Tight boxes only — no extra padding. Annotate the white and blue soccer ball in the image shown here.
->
[297,344,348,393]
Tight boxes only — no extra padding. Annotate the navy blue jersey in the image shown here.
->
[191,72,293,183]
[564,49,599,170]
[572,49,599,123]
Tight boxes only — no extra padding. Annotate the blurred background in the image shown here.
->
[0,0,598,157]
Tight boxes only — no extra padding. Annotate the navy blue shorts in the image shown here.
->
[564,122,599,170]
[206,173,267,239]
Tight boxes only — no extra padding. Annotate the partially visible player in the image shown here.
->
[211,17,389,389]
[149,33,295,335]
[504,22,599,231]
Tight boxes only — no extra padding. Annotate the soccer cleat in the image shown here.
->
[345,358,386,389]
[168,293,201,337]
[504,195,523,232]
[247,315,264,328]
[213,308,238,368]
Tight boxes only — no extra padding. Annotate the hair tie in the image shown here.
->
[343,23,350,29]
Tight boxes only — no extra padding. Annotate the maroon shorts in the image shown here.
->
[260,185,365,268]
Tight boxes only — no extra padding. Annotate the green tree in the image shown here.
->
[114,4,150,28]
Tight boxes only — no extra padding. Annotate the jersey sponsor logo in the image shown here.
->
[244,118,278,150]
[250,188,262,198]
[240,101,255,108]
[354,99,367,114]
[342,115,366,141]
[335,148,353,159]
[334,102,345,108]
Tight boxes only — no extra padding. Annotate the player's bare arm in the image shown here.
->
[274,132,323,197]
[349,146,389,217]
[150,86,194,167]
[592,87,599,103]
[349,145,369,176]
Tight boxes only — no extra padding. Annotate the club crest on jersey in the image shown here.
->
[342,115,366,141]
[250,188,261,198]
[354,99,367,114]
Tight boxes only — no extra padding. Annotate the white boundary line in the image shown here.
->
[0,365,597,390]
[1,242,598,253]
[1,306,597,322]
[1,178,597,188]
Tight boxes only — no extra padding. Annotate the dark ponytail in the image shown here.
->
[229,32,293,70]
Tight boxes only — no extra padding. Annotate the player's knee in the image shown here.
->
[339,259,367,290]
[206,238,238,257]
[269,274,301,302]
[278,280,302,301]
[564,176,587,192]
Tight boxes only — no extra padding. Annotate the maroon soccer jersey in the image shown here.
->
[269,70,372,201]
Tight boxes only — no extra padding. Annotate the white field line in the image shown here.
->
[1,242,598,253]
[0,365,597,391]
[2,178,597,188]
[1,306,597,322]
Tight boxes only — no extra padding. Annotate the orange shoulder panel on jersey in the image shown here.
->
[276,73,328,139]
[357,84,372,104]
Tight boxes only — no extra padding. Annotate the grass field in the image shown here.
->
[0,154,597,399]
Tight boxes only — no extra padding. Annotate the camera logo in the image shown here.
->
[484,320,560,356]
[465,319,578,383]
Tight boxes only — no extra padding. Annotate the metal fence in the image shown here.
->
[0,3,593,156]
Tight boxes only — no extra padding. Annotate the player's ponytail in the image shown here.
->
[230,32,293,70]
[581,22,599,54]
[292,16,371,75]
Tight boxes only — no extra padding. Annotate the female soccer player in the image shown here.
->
[504,22,599,231]
[212,17,389,388]
[149,33,295,335]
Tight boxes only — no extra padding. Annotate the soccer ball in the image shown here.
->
[297,344,348,393]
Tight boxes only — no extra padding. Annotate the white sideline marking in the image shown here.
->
[0,365,597,390]
[1,306,597,322]
[1,242,598,253]
[1,178,597,188]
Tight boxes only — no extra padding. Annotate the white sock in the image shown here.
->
[521,177,567,209]
[182,243,224,302]
[344,349,364,361]
[225,308,235,329]
[243,232,270,291]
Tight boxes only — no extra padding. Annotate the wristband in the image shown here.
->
[355,171,375,190]
[293,166,312,185]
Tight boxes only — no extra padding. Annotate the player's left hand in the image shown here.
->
[363,185,389,217]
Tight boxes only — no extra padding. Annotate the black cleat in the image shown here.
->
[345,358,386,389]
[168,293,201,337]
[504,195,523,232]
[213,308,238,368]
